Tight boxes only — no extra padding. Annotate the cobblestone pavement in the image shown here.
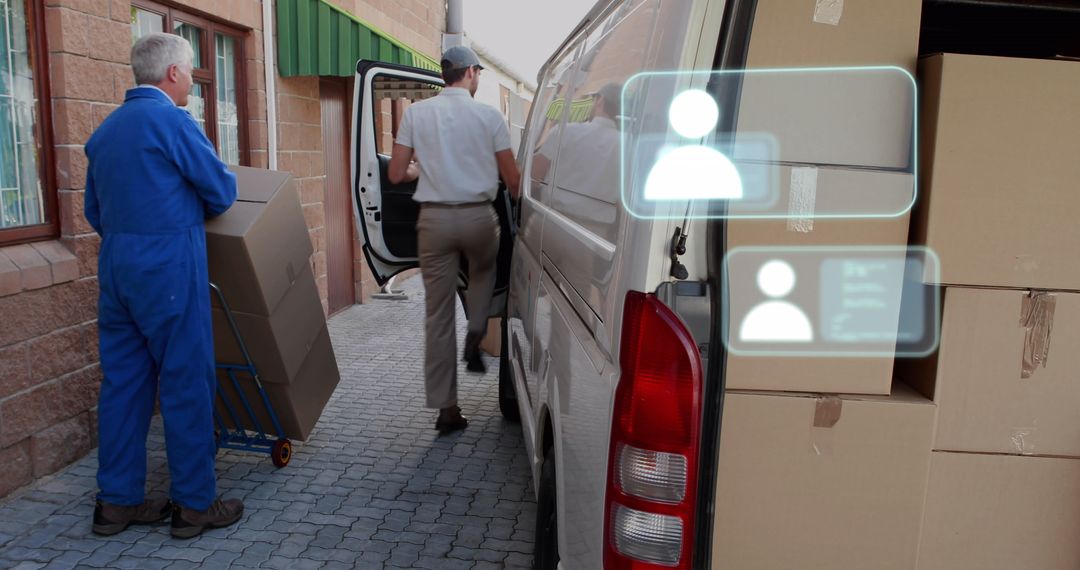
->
[0,276,536,569]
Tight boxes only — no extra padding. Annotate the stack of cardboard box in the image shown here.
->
[905,53,1080,569]
[205,166,341,441]
[711,1,937,568]
[712,2,1080,565]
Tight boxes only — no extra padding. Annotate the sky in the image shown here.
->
[464,0,595,84]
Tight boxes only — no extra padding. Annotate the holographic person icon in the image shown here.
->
[739,260,814,342]
[644,89,744,201]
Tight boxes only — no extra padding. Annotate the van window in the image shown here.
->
[534,0,700,321]
[546,0,659,241]
[370,75,440,156]
[526,46,580,204]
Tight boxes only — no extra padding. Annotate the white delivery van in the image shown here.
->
[353,0,1077,568]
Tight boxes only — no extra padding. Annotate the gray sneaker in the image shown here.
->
[170,497,244,539]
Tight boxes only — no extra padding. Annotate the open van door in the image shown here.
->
[351,61,442,284]
[351,60,515,313]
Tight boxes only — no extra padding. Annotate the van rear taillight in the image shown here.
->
[605,291,703,569]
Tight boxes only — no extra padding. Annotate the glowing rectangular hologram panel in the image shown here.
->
[721,246,940,357]
[618,67,917,221]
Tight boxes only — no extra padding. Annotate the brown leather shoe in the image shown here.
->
[170,497,244,539]
[92,497,173,536]
[463,332,486,374]
[435,406,469,435]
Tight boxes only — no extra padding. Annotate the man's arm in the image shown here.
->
[83,167,103,236]
[496,149,520,200]
[530,153,551,182]
[388,143,418,184]
[529,123,561,182]
[490,112,520,199]
[171,112,237,218]
[388,106,418,185]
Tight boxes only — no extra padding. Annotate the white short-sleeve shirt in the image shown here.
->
[395,87,512,204]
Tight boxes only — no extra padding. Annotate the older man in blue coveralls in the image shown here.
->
[85,32,244,539]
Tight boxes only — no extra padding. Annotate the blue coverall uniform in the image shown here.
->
[85,87,236,511]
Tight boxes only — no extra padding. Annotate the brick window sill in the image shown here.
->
[0,241,79,297]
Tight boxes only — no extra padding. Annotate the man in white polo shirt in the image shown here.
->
[388,45,520,434]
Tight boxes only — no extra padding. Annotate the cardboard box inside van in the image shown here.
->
[713,384,935,569]
[914,54,1080,290]
[741,0,923,170]
[746,0,923,73]
[896,287,1080,457]
[917,452,1080,570]
[724,208,912,395]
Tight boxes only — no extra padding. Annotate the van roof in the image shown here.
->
[536,0,619,84]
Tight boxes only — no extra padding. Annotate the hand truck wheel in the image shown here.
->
[271,438,292,468]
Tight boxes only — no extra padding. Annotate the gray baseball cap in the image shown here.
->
[441,45,483,71]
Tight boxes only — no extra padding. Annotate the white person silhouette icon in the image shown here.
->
[739,259,814,342]
[643,88,743,201]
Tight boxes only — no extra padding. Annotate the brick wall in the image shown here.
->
[328,0,444,62]
[276,76,329,308]
[0,0,135,499]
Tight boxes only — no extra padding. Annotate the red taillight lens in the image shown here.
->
[605,291,703,569]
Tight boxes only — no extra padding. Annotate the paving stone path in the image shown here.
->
[0,275,536,569]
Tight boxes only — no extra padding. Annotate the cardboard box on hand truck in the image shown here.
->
[215,325,339,441]
[211,266,325,386]
[205,166,314,315]
[206,166,340,441]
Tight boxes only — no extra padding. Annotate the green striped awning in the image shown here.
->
[276,0,440,77]
[546,97,595,123]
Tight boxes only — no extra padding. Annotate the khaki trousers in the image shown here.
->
[417,202,500,409]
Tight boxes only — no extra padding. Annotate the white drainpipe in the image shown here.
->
[263,0,279,170]
[443,0,464,51]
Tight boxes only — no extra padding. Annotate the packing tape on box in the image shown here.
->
[810,395,842,456]
[813,396,842,427]
[813,0,843,25]
[787,166,818,233]
[1020,290,1056,379]
[1010,426,1037,455]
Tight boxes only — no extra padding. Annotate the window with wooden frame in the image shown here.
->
[131,0,249,166]
[0,0,57,245]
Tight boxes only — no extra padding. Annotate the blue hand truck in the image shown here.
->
[210,282,292,468]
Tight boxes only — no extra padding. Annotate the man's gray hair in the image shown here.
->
[131,32,194,86]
